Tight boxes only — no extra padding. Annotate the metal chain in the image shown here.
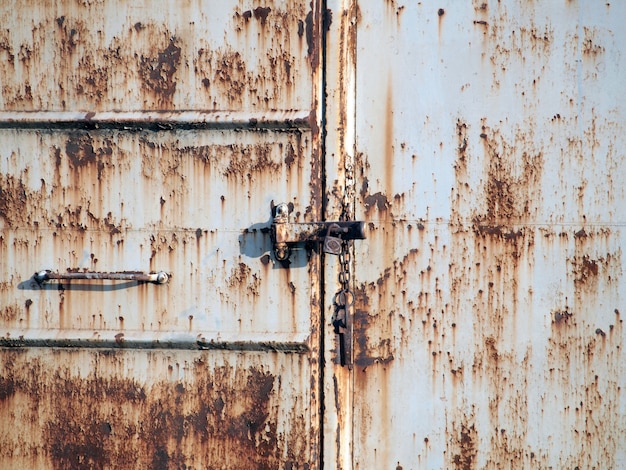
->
[338,240,352,294]
[332,162,355,367]
[332,240,353,367]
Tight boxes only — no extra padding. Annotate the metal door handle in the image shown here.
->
[34,270,169,285]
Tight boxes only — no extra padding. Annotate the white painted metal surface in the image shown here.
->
[352,1,626,468]
[0,1,325,467]
[2,0,625,468]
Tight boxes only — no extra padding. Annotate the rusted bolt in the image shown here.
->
[34,270,50,284]
[274,202,289,220]
[275,243,289,261]
[438,8,445,16]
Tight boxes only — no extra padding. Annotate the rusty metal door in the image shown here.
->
[0,1,328,468]
[348,1,626,469]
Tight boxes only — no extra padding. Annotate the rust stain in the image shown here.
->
[0,375,17,401]
[0,304,19,323]
[479,130,543,228]
[51,15,111,105]
[363,192,390,213]
[0,174,28,228]
[0,36,15,65]
[305,10,314,58]
[383,71,394,208]
[572,255,599,282]
[253,6,272,25]
[553,308,573,325]
[2,2,311,111]
[452,120,544,238]
[446,113,544,464]
[223,143,281,182]
[437,7,445,42]
[582,26,605,55]
[55,16,82,53]
[0,1,321,462]
[450,423,478,470]
[212,50,248,102]
[350,2,624,468]
[284,142,296,168]
[360,177,390,214]
[353,285,395,369]
[64,133,114,183]
[139,38,182,104]
[0,351,310,468]
[65,134,98,168]
[227,262,261,297]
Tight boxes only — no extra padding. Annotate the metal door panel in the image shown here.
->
[1,0,324,468]
[1,128,314,341]
[353,1,626,469]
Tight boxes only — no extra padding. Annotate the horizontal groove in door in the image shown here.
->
[0,110,314,131]
[0,330,311,353]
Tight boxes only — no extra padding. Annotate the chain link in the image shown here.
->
[333,242,354,309]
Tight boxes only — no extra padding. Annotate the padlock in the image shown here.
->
[323,224,343,255]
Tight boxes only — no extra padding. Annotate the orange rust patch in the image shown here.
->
[360,177,390,214]
[451,423,477,470]
[0,351,309,468]
[138,38,181,104]
[0,174,28,228]
[353,285,394,368]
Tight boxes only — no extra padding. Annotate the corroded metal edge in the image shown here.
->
[0,330,311,352]
[0,337,310,352]
[197,340,310,353]
[0,111,314,130]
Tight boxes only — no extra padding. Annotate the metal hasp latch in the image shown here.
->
[271,202,366,368]
[271,203,366,261]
